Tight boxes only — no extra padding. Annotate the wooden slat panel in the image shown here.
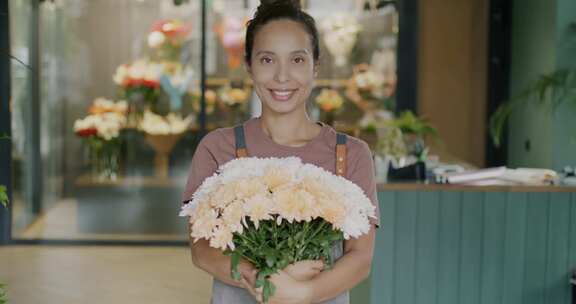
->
[480,192,507,304]
[415,191,440,304]
[502,192,528,304]
[544,192,571,304]
[367,190,576,304]
[459,192,484,304]
[523,193,550,304]
[393,192,419,304]
[437,191,462,304]
[371,191,397,304]
[570,193,576,304]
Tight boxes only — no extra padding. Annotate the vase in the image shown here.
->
[144,133,183,179]
[88,137,121,181]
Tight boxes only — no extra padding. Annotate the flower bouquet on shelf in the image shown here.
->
[139,110,193,178]
[346,63,396,148]
[147,19,191,61]
[74,98,128,181]
[215,16,246,70]
[315,88,344,126]
[319,14,361,67]
[113,59,163,122]
[180,157,376,303]
[376,111,438,181]
[218,84,251,126]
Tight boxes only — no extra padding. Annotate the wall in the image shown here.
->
[418,0,489,167]
[508,0,576,170]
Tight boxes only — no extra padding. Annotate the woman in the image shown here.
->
[183,1,380,303]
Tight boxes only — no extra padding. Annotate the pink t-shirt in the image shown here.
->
[183,117,380,226]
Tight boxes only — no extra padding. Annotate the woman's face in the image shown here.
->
[247,19,318,116]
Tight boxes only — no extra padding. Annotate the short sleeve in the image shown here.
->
[347,139,381,227]
[181,131,220,202]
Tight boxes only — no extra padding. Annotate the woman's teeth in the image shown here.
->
[270,89,296,101]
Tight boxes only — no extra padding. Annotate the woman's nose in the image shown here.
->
[273,62,289,83]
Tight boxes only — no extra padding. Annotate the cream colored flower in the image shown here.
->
[139,110,192,135]
[317,196,346,228]
[273,186,317,223]
[263,166,292,191]
[243,194,273,228]
[113,64,129,85]
[148,31,166,48]
[235,178,267,200]
[210,183,237,209]
[210,225,235,251]
[221,200,244,234]
[190,209,220,241]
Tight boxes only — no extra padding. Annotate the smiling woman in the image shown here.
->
[183,0,379,303]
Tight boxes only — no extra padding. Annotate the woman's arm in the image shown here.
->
[306,225,376,302]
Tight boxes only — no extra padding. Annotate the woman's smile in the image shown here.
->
[268,88,299,102]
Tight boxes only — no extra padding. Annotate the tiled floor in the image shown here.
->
[0,245,212,304]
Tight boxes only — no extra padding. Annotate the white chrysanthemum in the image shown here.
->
[181,156,376,244]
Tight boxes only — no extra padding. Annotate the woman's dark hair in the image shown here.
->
[245,0,320,65]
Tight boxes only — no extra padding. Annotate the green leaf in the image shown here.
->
[0,283,7,304]
[0,185,8,208]
[489,68,576,146]
[230,252,241,281]
[262,279,276,304]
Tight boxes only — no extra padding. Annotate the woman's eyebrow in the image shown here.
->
[254,49,310,56]
[291,49,310,55]
[255,50,275,56]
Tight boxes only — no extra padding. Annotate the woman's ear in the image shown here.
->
[313,61,319,78]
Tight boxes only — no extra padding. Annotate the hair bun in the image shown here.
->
[259,0,301,10]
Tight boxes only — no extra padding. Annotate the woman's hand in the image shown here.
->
[241,270,314,304]
[283,260,324,281]
[238,260,257,284]
[239,260,322,303]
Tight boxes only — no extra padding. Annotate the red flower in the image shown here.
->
[76,128,98,137]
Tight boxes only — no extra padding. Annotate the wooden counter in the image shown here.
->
[353,184,576,304]
[378,181,576,192]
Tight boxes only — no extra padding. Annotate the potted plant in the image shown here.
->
[378,111,438,181]
[490,69,576,147]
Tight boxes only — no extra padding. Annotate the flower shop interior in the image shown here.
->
[1,0,576,303]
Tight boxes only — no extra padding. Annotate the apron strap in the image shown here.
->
[234,125,248,158]
[336,133,347,176]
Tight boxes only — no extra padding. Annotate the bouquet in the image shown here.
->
[179,157,376,302]
[138,110,193,135]
[113,59,163,112]
[74,100,127,180]
[315,88,345,126]
[319,14,361,67]
[147,19,191,61]
[215,16,246,70]
[315,89,344,113]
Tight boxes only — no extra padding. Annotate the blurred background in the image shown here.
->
[1,0,576,303]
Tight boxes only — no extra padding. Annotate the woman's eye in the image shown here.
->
[260,57,273,64]
[293,57,305,64]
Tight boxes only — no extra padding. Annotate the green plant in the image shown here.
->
[0,283,6,304]
[489,69,576,147]
[0,135,7,303]
[0,134,7,207]
[390,111,438,138]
